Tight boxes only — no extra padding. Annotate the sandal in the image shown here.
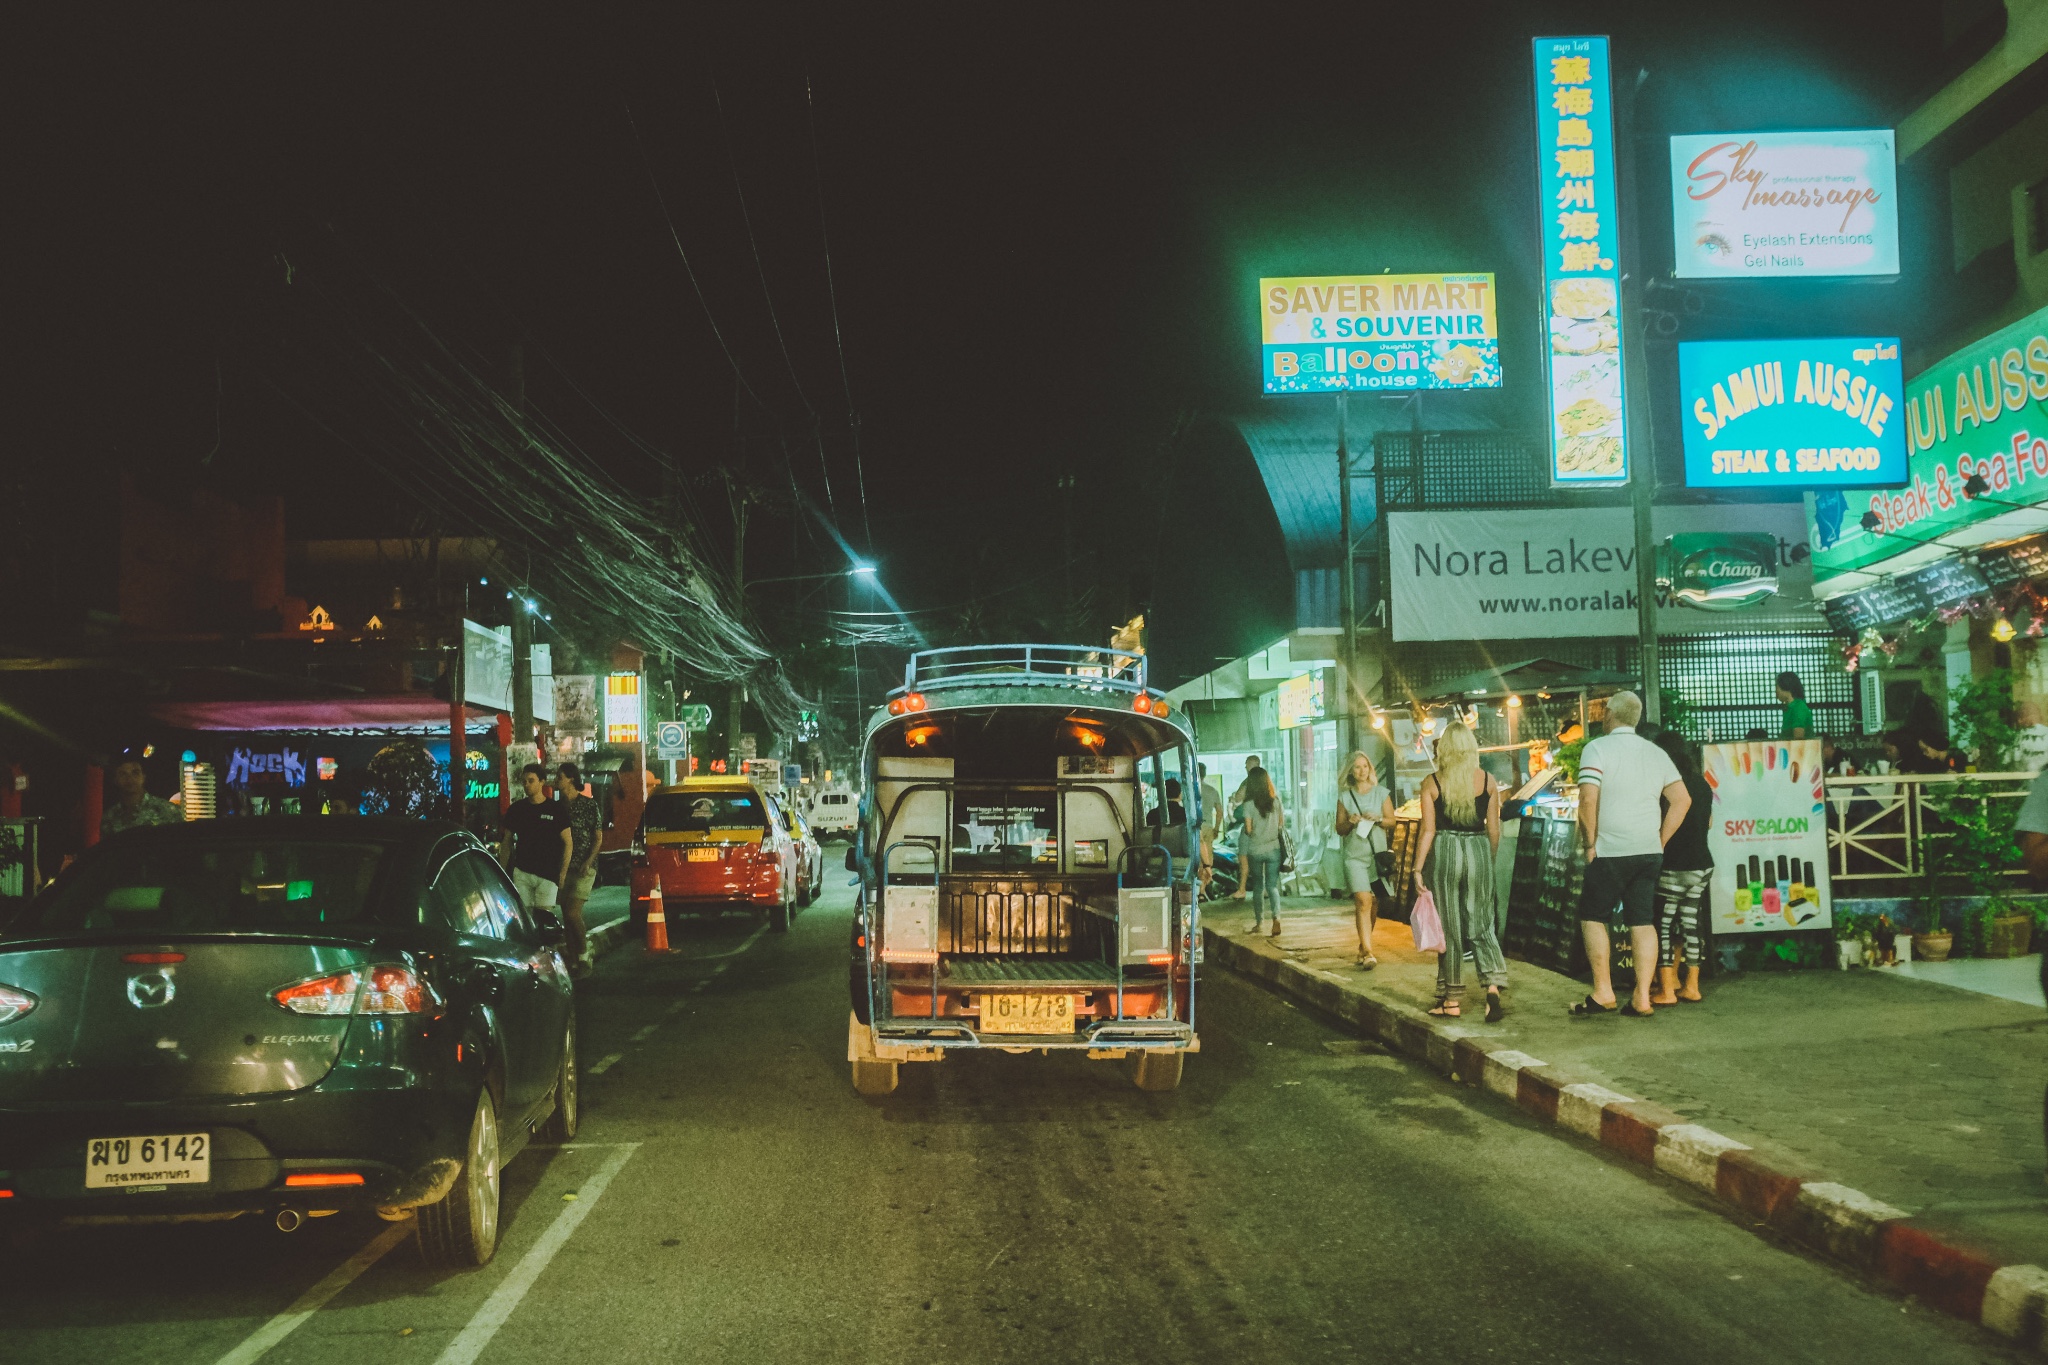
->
[1427,996,1461,1017]
[1620,1001,1655,1017]
[1269,918,1282,937]
[1356,953,1379,970]
[1568,995,1620,1018]
[1484,993,1505,1023]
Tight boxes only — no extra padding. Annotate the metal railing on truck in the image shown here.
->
[895,644,1146,697]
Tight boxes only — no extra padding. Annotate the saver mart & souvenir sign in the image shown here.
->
[1807,301,2048,595]
[1260,274,1501,393]
[1704,739,1832,935]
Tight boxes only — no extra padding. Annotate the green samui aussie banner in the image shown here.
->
[1807,302,2048,593]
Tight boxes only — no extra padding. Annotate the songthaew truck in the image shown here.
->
[845,645,1202,1095]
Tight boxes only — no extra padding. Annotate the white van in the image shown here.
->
[807,782,859,840]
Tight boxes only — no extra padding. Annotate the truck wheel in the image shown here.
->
[416,1089,501,1267]
[852,1059,898,1095]
[1132,1051,1185,1092]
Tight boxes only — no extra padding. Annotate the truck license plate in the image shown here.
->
[86,1133,210,1190]
[980,993,1075,1035]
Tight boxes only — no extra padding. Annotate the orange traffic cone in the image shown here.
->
[644,882,670,954]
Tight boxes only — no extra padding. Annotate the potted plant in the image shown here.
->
[1920,772,2023,960]
[1977,896,2035,958]
[1832,912,1870,968]
[1910,897,1954,962]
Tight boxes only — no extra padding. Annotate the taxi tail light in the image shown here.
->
[0,983,36,1026]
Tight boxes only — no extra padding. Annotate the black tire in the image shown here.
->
[536,1016,579,1143]
[416,1089,502,1267]
[770,881,793,932]
[1132,1050,1185,1092]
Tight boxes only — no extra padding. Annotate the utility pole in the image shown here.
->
[1337,394,1355,755]
[1059,472,1076,608]
[1616,63,1661,724]
[727,474,749,773]
[509,344,536,765]
[450,582,468,826]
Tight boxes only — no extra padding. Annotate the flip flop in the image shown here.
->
[1620,1001,1655,1017]
[1568,995,1619,1017]
[1484,994,1505,1023]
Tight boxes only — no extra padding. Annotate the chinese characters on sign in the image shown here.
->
[1260,274,1502,393]
[1534,37,1627,485]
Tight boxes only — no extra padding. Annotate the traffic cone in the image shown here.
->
[644,883,670,954]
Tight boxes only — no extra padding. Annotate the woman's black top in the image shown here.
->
[1661,771,1714,871]
[1431,781,1490,833]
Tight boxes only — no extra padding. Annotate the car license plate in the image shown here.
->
[980,993,1075,1035]
[687,848,719,862]
[86,1133,210,1190]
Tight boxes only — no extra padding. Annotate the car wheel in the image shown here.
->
[770,887,792,933]
[536,1017,579,1143]
[1131,1050,1185,1092]
[417,1088,502,1267]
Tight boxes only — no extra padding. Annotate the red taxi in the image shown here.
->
[630,779,803,932]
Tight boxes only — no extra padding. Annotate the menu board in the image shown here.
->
[1822,559,1987,631]
[1504,813,1591,974]
[1976,534,2048,590]
[1899,558,1987,612]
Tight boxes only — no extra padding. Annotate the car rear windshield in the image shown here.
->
[7,841,389,938]
[643,791,767,834]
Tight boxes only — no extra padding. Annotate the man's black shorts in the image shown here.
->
[1578,852,1663,928]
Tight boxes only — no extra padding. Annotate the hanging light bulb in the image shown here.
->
[1993,616,2017,642]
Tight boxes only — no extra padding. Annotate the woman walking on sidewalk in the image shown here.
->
[1238,767,1285,937]
[1411,724,1507,1021]
[1336,751,1396,968]
[1650,728,1713,1005]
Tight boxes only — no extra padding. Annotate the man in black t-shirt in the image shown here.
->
[498,763,572,909]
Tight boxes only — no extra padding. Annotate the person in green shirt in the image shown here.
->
[1776,671,1812,739]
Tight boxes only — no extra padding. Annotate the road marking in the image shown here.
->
[586,1052,624,1075]
[665,1000,689,1015]
[210,1220,412,1365]
[631,1024,658,1042]
[431,1144,641,1365]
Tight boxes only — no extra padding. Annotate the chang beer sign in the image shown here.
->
[1658,533,1779,611]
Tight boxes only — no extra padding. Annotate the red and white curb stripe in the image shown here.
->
[1207,927,2048,1353]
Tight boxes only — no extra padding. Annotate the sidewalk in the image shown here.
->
[1206,894,2048,1350]
[582,885,633,957]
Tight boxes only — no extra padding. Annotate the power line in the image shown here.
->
[804,64,871,552]
[710,77,818,427]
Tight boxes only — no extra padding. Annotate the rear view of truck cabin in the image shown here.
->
[847,645,1201,1095]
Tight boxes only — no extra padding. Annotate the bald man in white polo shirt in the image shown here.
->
[1571,691,1691,1018]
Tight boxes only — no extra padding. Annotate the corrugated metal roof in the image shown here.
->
[1235,394,1504,568]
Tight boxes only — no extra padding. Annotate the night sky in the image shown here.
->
[15,3,1945,685]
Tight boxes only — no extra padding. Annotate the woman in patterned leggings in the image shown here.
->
[1651,728,1714,1005]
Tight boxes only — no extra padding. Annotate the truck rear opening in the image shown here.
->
[847,646,1200,1095]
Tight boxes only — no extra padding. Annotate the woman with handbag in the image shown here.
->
[1237,766,1285,937]
[1335,751,1396,969]
[1409,724,1508,1021]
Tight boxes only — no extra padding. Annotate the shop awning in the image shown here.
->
[149,698,500,735]
[1417,657,1637,702]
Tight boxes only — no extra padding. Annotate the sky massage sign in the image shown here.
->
[1678,337,1907,489]
[1534,37,1628,485]
[1671,131,1898,279]
[1260,274,1501,393]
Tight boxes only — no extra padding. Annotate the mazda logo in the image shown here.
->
[126,971,176,1009]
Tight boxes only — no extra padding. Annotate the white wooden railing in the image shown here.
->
[1822,770,2038,884]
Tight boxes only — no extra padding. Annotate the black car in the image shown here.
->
[0,817,577,1267]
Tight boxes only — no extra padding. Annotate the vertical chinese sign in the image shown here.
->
[1534,37,1628,486]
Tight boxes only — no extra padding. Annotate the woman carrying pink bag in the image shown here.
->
[1409,724,1508,1022]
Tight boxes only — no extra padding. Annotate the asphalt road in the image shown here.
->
[3,877,2024,1365]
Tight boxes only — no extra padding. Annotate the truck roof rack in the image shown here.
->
[892,644,1146,697]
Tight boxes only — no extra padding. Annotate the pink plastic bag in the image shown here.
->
[1410,890,1446,954]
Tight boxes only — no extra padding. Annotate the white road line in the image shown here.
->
[431,1144,641,1365]
[210,1220,412,1365]
[631,1024,658,1042]
[665,1000,689,1015]
[585,1052,624,1075]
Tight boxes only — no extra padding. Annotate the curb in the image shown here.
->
[1205,925,2048,1353]
[586,914,635,961]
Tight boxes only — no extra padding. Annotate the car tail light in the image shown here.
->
[0,983,38,1026]
[285,1172,364,1188]
[274,966,438,1016]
